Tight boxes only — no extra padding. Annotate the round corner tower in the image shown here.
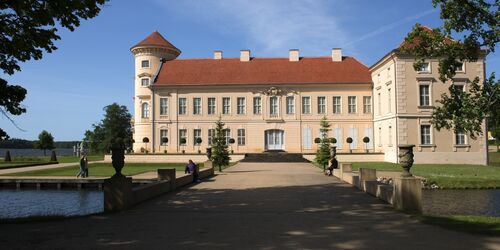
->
[130,31,181,153]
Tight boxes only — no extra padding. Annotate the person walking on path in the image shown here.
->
[83,156,89,177]
[76,156,86,178]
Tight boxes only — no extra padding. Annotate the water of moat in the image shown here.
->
[0,189,498,219]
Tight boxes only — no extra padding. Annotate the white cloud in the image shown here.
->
[156,0,352,56]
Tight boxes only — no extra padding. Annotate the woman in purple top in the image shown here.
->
[185,159,200,182]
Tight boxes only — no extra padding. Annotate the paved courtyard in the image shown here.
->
[0,162,499,249]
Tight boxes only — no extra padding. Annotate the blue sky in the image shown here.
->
[2,0,499,141]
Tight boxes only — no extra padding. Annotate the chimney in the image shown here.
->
[214,50,222,59]
[289,49,299,62]
[331,48,342,62]
[240,49,250,62]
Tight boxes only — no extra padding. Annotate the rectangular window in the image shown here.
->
[141,60,150,68]
[193,98,201,115]
[193,129,201,145]
[456,132,466,145]
[224,129,231,145]
[387,88,391,113]
[253,97,261,115]
[237,129,246,146]
[317,96,326,114]
[141,78,149,86]
[302,127,312,149]
[160,129,168,145]
[378,127,382,147]
[160,98,168,115]
[348,96,356,114]
[208,129,215,145]
[302,96,311,114]
[419,85,430,106]
[418,62,430,72]
[179,129,187,145]
[286,96,294,114]
[388,126,392,146]
[222,97,231,114]
[363,96,371,114]
[237,97,245,114]
[270,96,278,115]
[421,125,431,145]
[377,93,381,115]
[333,96,341,114]
[178,98,187,115]
[333,127,343,148]
[208,98,216,115]
[455,62,464,72]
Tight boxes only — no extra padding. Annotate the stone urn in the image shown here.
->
[398,144,415,177]
[111,139,126,178]
[206,147,212,160]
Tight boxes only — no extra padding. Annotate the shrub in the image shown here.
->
[4,150,11,162]
[50,150,57,162]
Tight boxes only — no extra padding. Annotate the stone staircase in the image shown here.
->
[240,151,310,163]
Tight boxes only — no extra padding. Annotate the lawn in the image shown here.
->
[3,162,195,177]
[490,152,500,167]
[413,214,500,236]
[0,155,104,169]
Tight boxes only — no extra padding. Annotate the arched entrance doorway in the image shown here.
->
[265,129,284,151]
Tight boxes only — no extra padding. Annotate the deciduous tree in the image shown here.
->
[35,130,54,156]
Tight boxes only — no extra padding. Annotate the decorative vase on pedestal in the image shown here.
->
[206,148,212,160]
[111,138,126,178]
[398,144,415,177]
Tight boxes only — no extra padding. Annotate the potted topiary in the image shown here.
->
[228,138,235,154]
[314,137,321,144]
[180,138,187,154]
[363,136,370,153]
[346,137,353,153]
[142,137,149,153]
[329,138,337,144]
[161,137,168,154]
[196,138,203,154]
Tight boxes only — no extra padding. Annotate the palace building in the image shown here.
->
[130,30,488,165]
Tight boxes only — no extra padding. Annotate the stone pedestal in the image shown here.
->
[204,160,213,169]
[104,176,133,212]
[158,169,176,190]
[359,168,377,191]
[393,177,422,212]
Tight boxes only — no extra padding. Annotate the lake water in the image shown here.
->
[0,148,74,157]
[0,190,103,219]
[422,189,500,217]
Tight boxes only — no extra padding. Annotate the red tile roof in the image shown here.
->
[131,31,181,52]
[154,57,371,86]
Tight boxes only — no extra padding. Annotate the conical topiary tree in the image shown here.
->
[4,150,11,162]
[211,116,230,172]
[315,116,331,172]
[50,150,57,162]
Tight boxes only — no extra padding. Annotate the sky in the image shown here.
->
[2,0,499,141]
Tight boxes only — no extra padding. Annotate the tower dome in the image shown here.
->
[130,31,181,60]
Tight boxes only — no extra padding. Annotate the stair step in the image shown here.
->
[241,153,310,163]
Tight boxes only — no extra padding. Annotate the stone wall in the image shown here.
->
[104,154,245,163]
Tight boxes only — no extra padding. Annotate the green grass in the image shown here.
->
[3,162,197,177]
[0,155,104,168]
[351,161,500,189]
[489,152,500,167]
[412,214,500,236]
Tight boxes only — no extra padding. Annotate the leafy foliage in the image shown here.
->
[400,0,499,137]
[35,130,54,156]
[0,0,108,139]
[315,117,331,167]
[211,117,230,172]
[83,103,133,153]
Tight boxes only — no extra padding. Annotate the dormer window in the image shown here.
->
[141,60,150,68]
[417,62,430,73]
[141,78,150,86]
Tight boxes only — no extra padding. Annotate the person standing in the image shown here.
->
[76,156,86,178]
[83,156,89,178]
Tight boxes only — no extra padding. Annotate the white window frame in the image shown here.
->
[208,97,216,115]
[141,102,149,118]
[455,62,465,73]
[141,77,150,87]
[420,125,432,145]
[270,96,279,115]
[417,62,431,73]
[178,98,187,115]
[193,129,202,145]
[237,97,246,115]
[286,96,295,114]
[363,96,371,114]
[387,88,391,113]
[237,129,246,146]
[224,129,231,145]
[455,131,467,145]
[302,96,311,114]
[222,97,231,115]
[348,96,357,114]
[317,96,326,114]
[419,83,431,107]
[160,97,168,116]
[333,96,341,114]
[160,129,168,145]
[377,92,381,115]
[253,97,262,115]
[179,129,187,145]
[208,129,215,145]
[141,60,150,68]
[193,97,202,115]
